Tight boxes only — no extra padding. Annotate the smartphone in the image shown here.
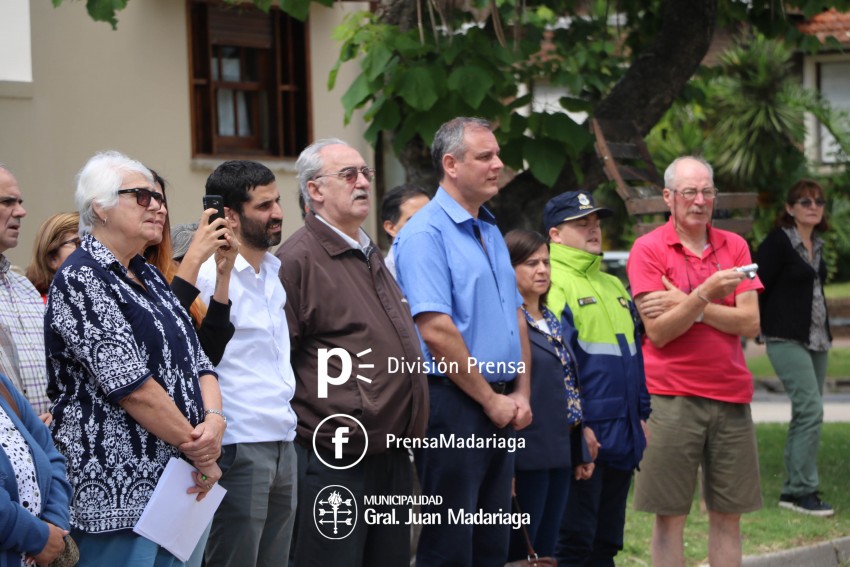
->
[203,195,225,224]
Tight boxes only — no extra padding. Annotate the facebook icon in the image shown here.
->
[332,427,350,459]
[313,413,368,470]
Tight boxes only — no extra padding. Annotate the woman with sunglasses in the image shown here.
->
[756,179,833,517]
[45,151,224,566]
[25,212,80,303]
[145,171,238,367]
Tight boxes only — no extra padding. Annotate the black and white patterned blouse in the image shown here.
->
[46,234,214,533]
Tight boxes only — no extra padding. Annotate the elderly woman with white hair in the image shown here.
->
[45,151,225,566]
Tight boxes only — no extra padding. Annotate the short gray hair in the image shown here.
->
[664,156,714,189]
[431,117,492,179]
[75,151,153,234]
[295,138,350,211]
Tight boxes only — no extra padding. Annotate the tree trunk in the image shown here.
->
[493,0,719,232]
[375,0,719,232]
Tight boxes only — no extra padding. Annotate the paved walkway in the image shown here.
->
[747,338,850,423]
[752,393,850,423]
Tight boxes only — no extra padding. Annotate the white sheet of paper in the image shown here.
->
[133,457,226,562]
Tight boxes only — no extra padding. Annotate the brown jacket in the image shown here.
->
[275,213,428,455]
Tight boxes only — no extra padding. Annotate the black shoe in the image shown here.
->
[779,492,835,517]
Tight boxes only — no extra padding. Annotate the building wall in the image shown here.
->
[0,0,372,267]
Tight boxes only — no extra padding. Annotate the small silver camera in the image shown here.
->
[735,263,758,280]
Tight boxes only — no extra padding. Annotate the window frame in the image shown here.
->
[802,51,850,166]
[187,0,312,160]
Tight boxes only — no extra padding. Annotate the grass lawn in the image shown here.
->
[825,281,850,300]
[747,348,850,378]
[620,423,850,566]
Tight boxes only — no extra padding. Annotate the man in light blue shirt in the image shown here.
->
[196,160,298,567]
[395,117,532,567]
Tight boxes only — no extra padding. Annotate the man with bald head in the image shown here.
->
[0,165,52,421]
[276,139,428,565]
[627,156,763,567]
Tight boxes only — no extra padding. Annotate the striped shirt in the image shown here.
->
[0,255,49,414]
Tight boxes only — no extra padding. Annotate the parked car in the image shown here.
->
[601,250,630,287]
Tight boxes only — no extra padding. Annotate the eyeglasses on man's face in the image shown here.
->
[795,197,826,208]
[313,166,375,184]
[674,187,718,201]
[118,187,165,210]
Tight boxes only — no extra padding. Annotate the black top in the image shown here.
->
[755,228,831,344]
[171,275,235,366]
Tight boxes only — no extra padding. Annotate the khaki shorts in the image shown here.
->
[634,395,762,516]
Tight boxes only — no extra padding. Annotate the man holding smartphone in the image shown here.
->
[195,160,298,567]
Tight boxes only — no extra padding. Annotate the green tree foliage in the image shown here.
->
[57,0,850,243]
[648,33,850,279]
[328,3,624,187]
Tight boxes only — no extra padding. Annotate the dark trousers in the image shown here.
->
[415,380,516,567]
[556,463,633,567]
[293,444,412,567]
[508,467,572,560]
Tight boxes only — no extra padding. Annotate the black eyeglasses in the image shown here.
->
[53,237,81,252]
[118,188,165,209]
[796,198,826,208]
[313,166,375,184]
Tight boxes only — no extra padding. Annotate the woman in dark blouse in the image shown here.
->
[145,171,238,366]
[756,179,833,517]
[504,229,590,561]
[46,151,225,566]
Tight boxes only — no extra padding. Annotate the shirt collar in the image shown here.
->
[550,242,601,274]
[82,233,136,274]
[232,250,280,274]
[433,187,497,226]
[0,255,9,275]
[661,217,729,254]
[783,226,823,254]
[314,213,371,250]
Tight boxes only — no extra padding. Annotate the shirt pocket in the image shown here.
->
[582,396,629,459]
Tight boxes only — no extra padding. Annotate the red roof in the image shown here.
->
[796,9,850,44]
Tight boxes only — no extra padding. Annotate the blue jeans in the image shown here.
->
[74,530,182,567]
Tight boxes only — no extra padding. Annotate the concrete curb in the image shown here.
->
[740,536,850,566]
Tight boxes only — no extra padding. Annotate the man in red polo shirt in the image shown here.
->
[626,156,763,567]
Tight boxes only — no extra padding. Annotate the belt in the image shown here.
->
[428,374,514,394]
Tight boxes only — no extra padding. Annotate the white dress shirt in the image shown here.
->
[197,252,297,445]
